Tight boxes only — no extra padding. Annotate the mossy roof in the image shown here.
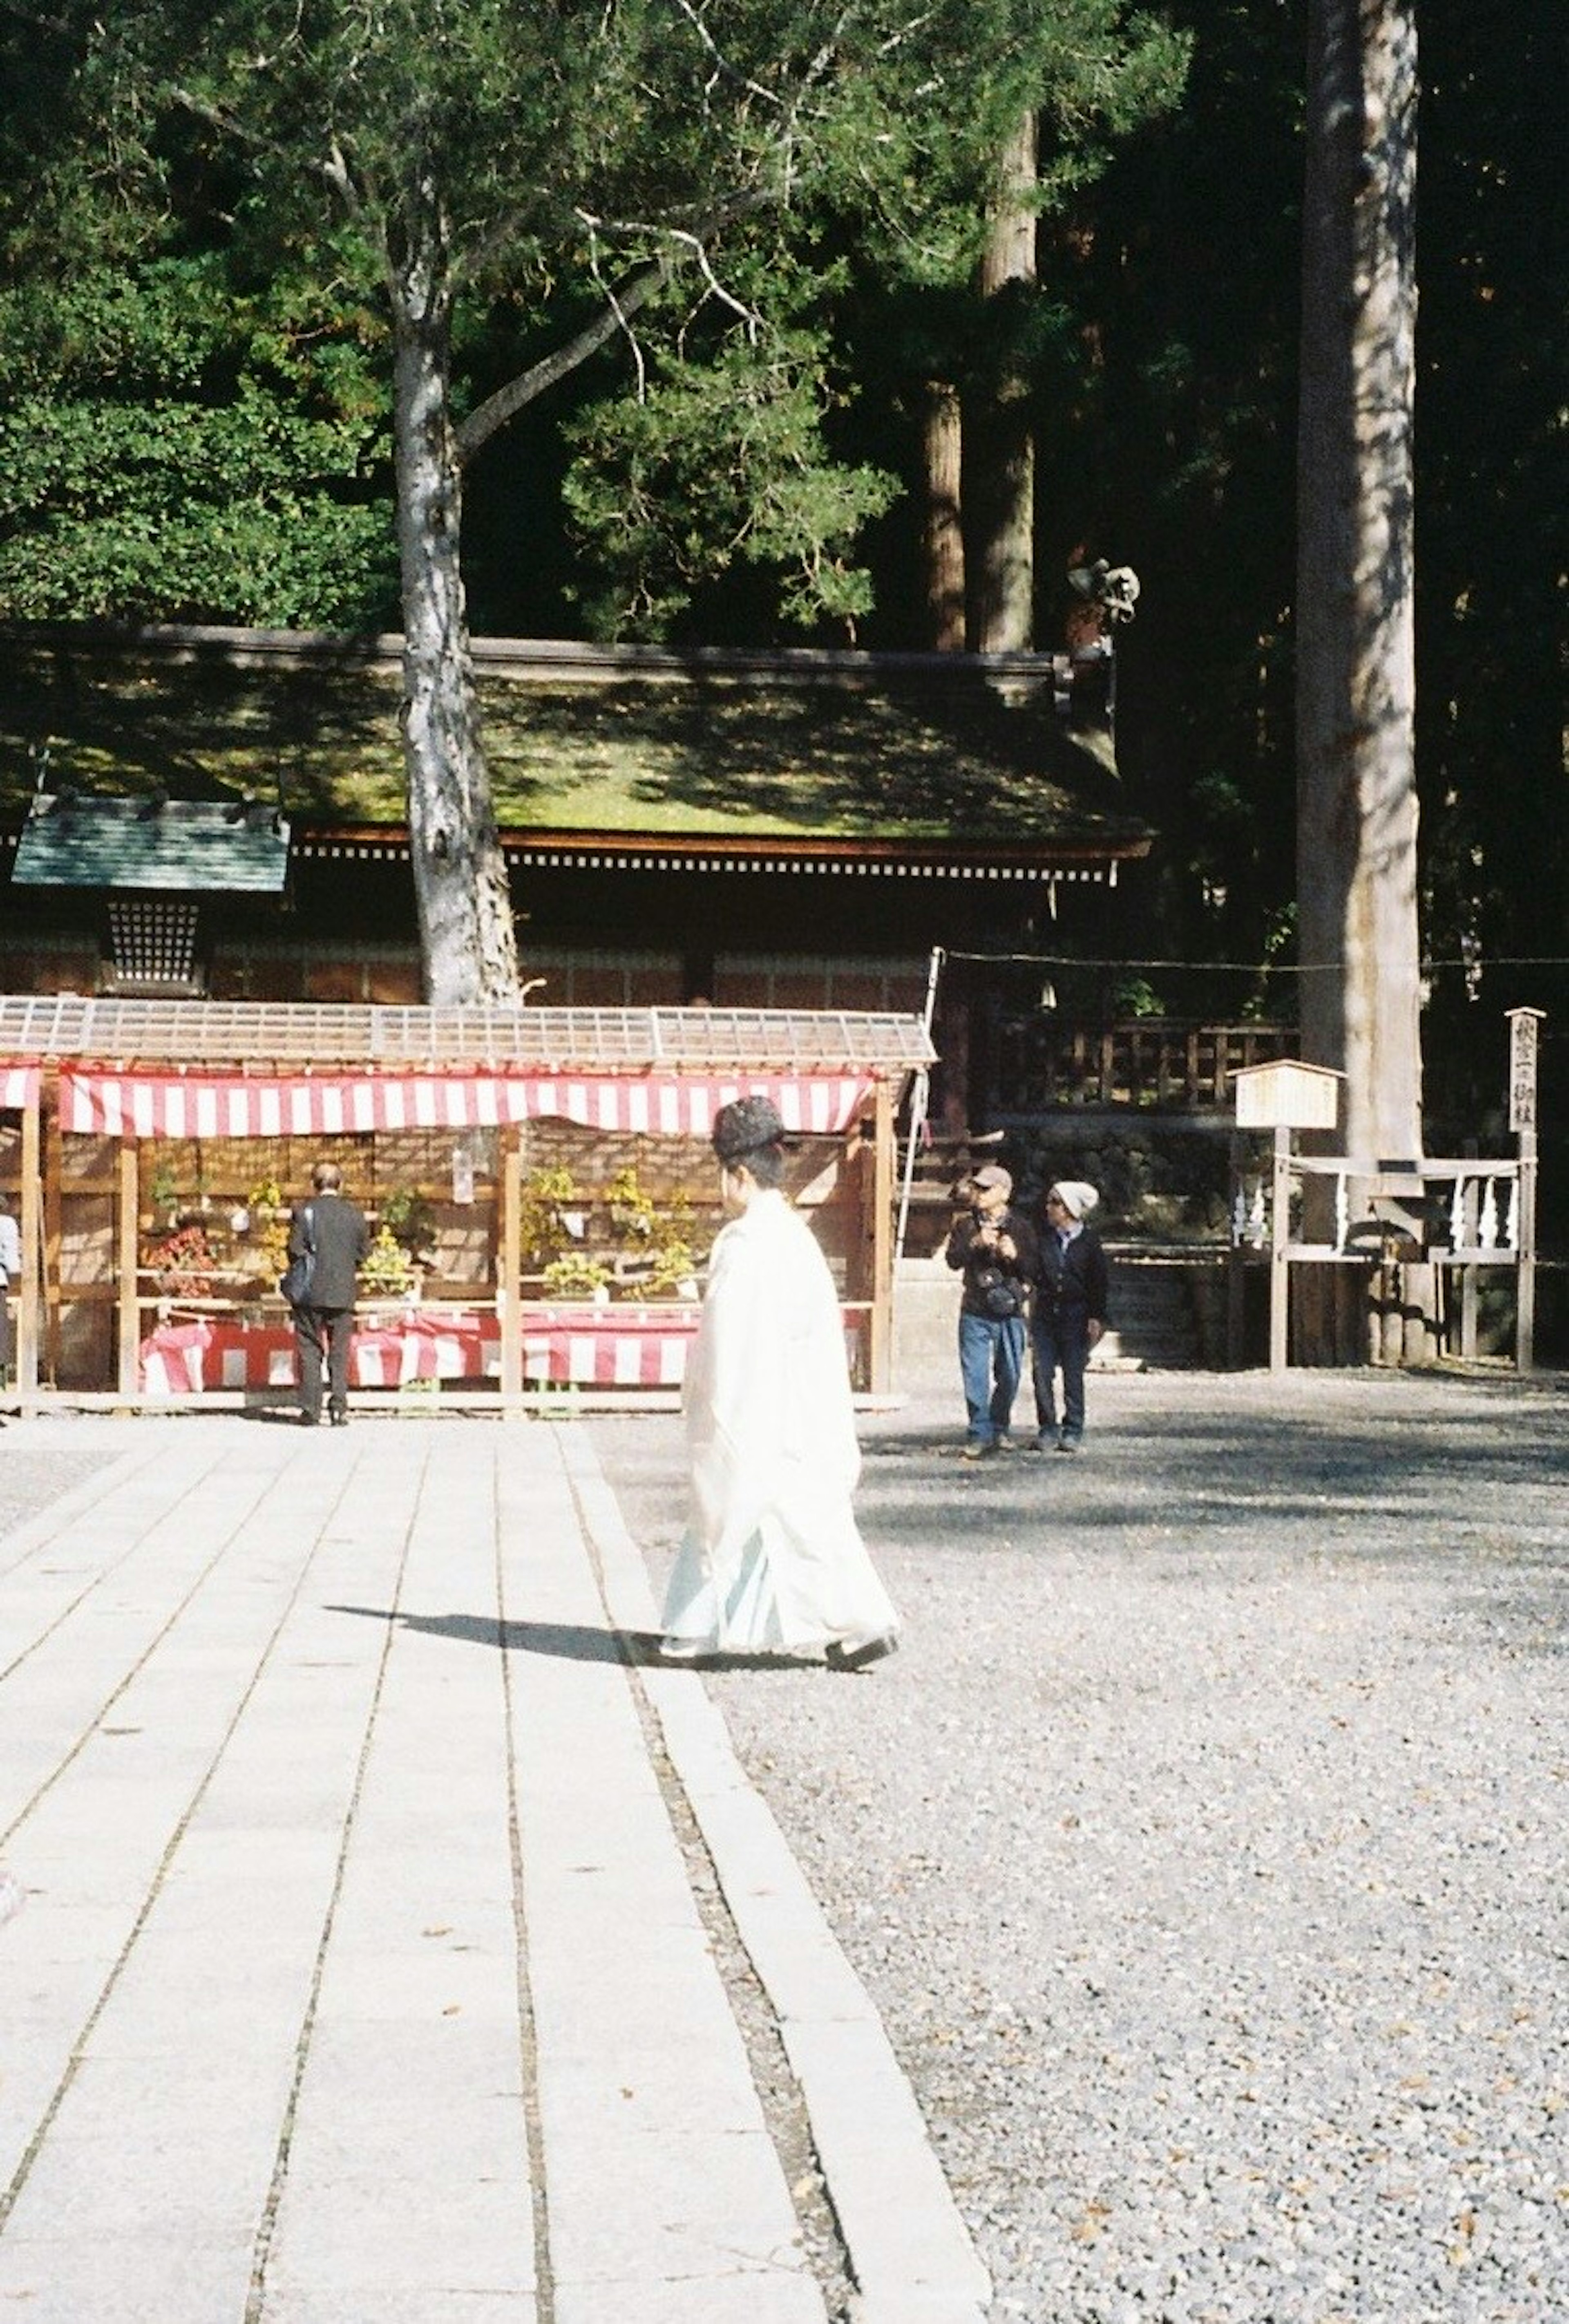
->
[0,627,1151,861]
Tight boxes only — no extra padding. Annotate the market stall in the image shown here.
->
[0,997,933,1411]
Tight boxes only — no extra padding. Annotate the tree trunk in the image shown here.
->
[389,226,521,1003]
[921,380,966,652]
[968,110,1037,654]
[1296,0,1421,1167]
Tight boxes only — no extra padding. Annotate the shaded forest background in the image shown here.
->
[0,1,1561,1164]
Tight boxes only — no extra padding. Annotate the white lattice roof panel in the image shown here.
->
[0,996,935,1076]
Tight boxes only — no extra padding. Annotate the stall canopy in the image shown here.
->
[60,1069,881,1139]
[0,996,935,1119]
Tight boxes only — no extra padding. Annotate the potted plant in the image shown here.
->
[360,1224,418,1303]
[148,1156,181,1229]
[519,1165,580,1268]
[239,1175,290,1290]
[379,1185,437,1269]
[541,1249,613,1302]
[606,1169,700,1300]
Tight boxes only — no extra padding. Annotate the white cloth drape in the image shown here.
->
[660,1190,898,1654]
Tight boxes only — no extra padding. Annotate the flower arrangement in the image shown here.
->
[359,1224,418,1299]
[519,1162,699,1302]
[143,1221,217,1296]
[607,1168,697,1300]
[379,1185,437,1266]
[520,1165,581,1264]
[239,1177,291,1284]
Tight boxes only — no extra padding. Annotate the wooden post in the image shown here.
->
[1269,1124,1291,1374]
[1515,1133,1538,1372]
[1226,1131,1246,1368]
[867,1080,895,1394]
[499,1124,522,1406]
[42,1077,64,1388]
[17,1091,42,1401]
[117,1137,141,1395]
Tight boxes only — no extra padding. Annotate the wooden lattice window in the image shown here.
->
[104,899,205,995]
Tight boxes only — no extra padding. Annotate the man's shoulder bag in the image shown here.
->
[279,1205,316,1307]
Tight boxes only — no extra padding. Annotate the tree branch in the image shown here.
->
[453,183,776,465]
[454,253,673,464]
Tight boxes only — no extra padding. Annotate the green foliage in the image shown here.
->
[564,327,897,638]
[0,0,1194,645]
[541,1249,612,1301]
[518,1166,580,1265]
[0,253,395,624]
[378,1186,437,1263]
[605,1169,697,1299]
[1112,975,1164,1019]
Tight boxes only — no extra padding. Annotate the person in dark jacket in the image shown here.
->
[944,1164,1040,1458]
[287,1159,370,1427]
[1028,1178,1110,1452]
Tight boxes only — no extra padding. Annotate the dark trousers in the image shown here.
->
[294,1305,354,1420]
[1032,1308,1092,1440]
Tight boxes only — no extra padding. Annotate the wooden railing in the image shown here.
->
[990,1019,1297,1115]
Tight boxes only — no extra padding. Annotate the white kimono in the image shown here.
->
[660,1189,899,1655]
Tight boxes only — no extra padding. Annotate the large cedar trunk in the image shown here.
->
[921,381,966,652]
[1296,0,1421,1166]
[968,111,1038,655]
[389,228,521,1003]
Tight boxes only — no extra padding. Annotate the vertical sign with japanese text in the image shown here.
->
[1507,1008,1542,1134]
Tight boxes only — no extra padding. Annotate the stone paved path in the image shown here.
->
[0,1415,985,2324]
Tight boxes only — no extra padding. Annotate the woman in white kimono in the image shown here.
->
[660,1096,900,1668]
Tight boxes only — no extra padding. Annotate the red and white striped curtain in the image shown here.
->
[0,1066,40,1111]
[58,1068,877,1140]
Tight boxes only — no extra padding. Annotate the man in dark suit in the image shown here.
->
[288,1160,370,1427]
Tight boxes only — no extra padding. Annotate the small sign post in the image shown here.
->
[1232,1061,1345,1372]
[1507,1008,1545,1370]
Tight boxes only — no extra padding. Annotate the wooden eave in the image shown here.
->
[294,820,1152,875]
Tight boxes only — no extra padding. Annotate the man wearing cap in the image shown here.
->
[1029,1179,1110,1452]
[944,1164,1039,1458]
[659,1095,900,1669]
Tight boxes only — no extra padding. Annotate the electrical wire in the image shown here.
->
[942,950,1569,975]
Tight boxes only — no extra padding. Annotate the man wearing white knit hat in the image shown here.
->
[1028,1179,1111,1453]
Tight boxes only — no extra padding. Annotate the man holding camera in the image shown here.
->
[944,1164,1039,1458]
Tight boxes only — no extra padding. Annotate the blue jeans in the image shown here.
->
[958,1310,1026,1444]
[1032,1309,1091,1439]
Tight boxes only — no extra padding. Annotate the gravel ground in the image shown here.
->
[591,1367,1569,2324]
[0,1426,131,1540]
